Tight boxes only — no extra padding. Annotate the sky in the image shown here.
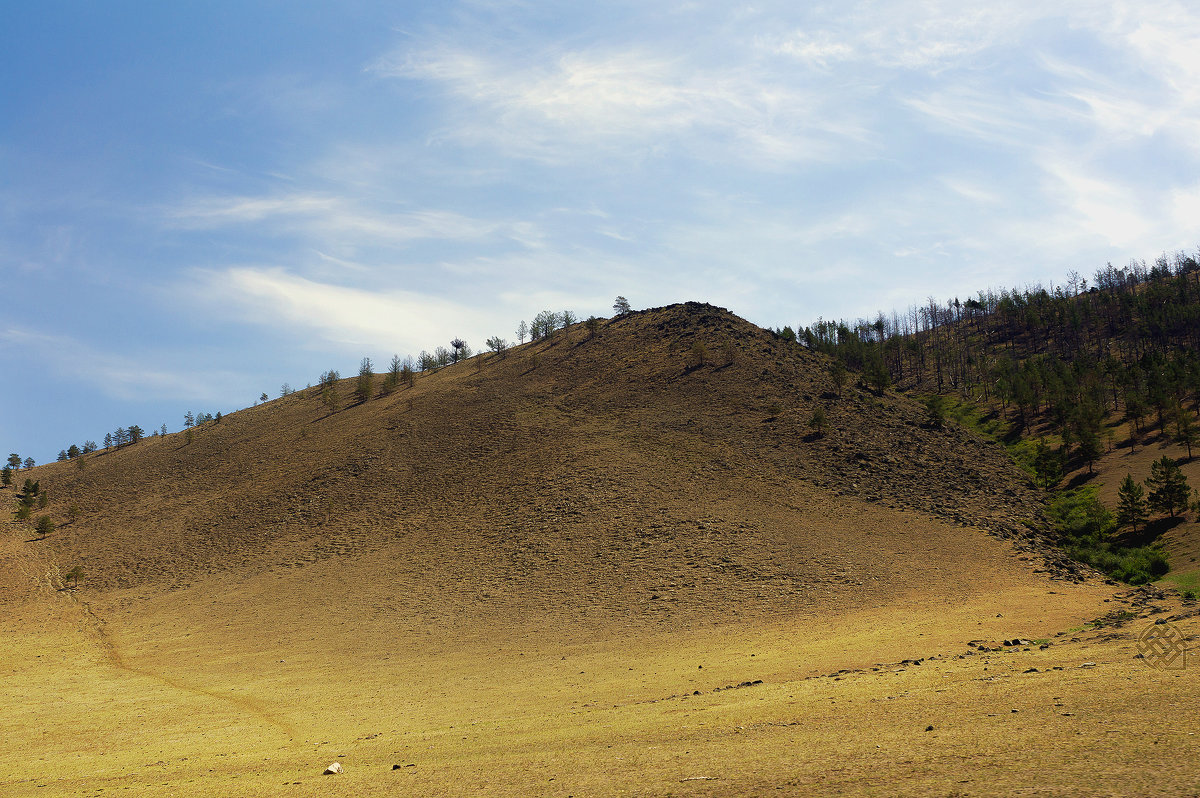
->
[3,1,1200,464]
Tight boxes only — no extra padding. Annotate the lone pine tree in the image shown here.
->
[1146,456,1191,518]
[1116,474,1148,533]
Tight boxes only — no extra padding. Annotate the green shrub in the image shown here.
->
[1053,487,1168,584]
[924,395,946,428]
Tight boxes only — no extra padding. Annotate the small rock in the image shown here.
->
[925,725,934,732]
[324,762,343,775]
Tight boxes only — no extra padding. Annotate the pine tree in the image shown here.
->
[865,357,890,393]
[1116,474,1148,532]
[486,336,508,357]
[829,360,847,396]
[1,465,11,487]
[924,395,946,428]
[354,357,374,403]
[1147,456,1191,518]
[808,407,828,437]
[532,311,558,341]
[1175,409,1198,460]
[1033,438,1065,490]
[321,385,340,414]
[381,355,402,395]
[613,296,631,316]
[6,453,20,470]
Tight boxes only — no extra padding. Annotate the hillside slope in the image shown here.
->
[9,303,1075,606]
[6,303,1195,797]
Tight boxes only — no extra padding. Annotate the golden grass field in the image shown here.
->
[3,305,1197,796]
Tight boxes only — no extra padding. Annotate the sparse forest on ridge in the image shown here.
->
[802,250,1200,587]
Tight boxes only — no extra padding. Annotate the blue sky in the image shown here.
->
[3,1,1200,464]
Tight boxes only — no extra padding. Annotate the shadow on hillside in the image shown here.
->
[1115,515,1185,548]
[1063,471,1099,490]
[999,427,1025,446]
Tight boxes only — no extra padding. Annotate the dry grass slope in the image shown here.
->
[2,303,1197,796]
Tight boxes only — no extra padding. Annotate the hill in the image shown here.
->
[10,303,1075,601]
[1,302,1194,796]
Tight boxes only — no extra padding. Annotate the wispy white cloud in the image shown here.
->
[378,45,873,165]
[193,267,505,354]
[168,193,514,246]
[764,2,1040,71]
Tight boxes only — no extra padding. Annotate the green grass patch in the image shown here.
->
[929,396,1048,480]
[935,396,1013,442]
[1050,487,1169,585]
[1157,570,1200,592]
